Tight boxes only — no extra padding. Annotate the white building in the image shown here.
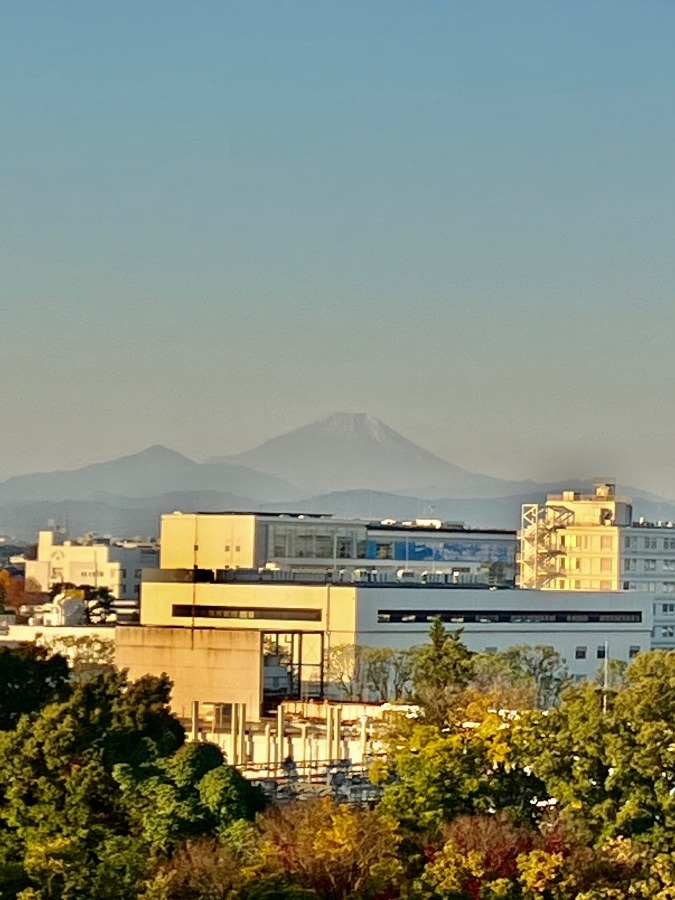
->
[137,568,652,685]
[25,531,158,601]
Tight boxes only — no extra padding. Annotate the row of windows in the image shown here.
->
[624,559,675,572]
[377,610,642,624]
[574,645,641,659]
[558,580,614,590]
[561,535,615,550]
[625,536,675,551]
[172,604,322,622]
[267,525,367,560]
[559,558,614,572]
[623,582,675,592]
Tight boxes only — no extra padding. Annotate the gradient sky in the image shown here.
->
[2,1,675,496]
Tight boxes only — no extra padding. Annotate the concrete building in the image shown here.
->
[110,505,653,723]
[159,511,517,585]
[518,482,675,650]
[118,574,652,720]
[25,531,158,601]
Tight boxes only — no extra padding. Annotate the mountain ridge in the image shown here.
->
[2,412,675,540]
[214,412,526,498]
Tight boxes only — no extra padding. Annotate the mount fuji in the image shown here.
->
[212,412,538,498]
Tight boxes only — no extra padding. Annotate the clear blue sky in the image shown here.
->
[2,1,675,495]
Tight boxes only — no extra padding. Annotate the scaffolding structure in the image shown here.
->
[519,503,575,589]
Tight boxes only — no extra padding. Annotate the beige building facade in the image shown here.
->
[26,531,157,600]
[519,484,631,592]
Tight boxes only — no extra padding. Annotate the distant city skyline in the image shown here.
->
[3,2,675,496]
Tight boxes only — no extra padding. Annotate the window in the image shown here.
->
[235,545,241,552]
[664,537,675,551]
[336,537,352,559]
[601,558,613,572]
[644,537,657,550]
[314,534,334,558]
[661,626,675,638]
[224,545,230,552]
[120,569,127,578]
[597,645,606,659]
[575,646,587,659]
[375,543,393,560]
[662,602,675,613]
[376,610,641,624]
[644,559,657,571]
[629,645,640,659]
[134,568,142,579]
[172,604,322,622]
[624,559,637,572]
[600,580,612,590]
[624,536,637,550]
[601,535,613,550]
[663,560,675,571]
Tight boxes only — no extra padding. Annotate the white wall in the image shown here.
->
[353,587,652,680]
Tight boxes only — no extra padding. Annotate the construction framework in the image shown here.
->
[519,503,575,589]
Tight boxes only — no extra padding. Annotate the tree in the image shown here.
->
[467,651,537,712]
[256,798,404,899]
[378,719,544,832]
[501,645,571,709]
[326,644,368,700]
[413,815,537,899]
[325,645,414,702]
[411,619,474,725]
[0,670,185,898]
[604,650,675,849]
[523,651,675,849]
[0,645,70,731]
[0,571,27,613]
[35,632,115,677]
[84,586,116,625]
[594,658,628,693]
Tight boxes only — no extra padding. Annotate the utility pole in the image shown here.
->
[602,641,609,715]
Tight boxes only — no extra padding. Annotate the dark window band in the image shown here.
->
[172,604,321,622]
[377,609,642,624]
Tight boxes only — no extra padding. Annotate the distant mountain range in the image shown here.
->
[2,413,674,541]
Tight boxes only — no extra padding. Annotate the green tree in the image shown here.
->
[114,742,266,851]
[524,651,675,849]
[605,651,675,849]
[0,670,184,898]
[379,720,544,832]
[411,619,474,725]
[0,646,70,732]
